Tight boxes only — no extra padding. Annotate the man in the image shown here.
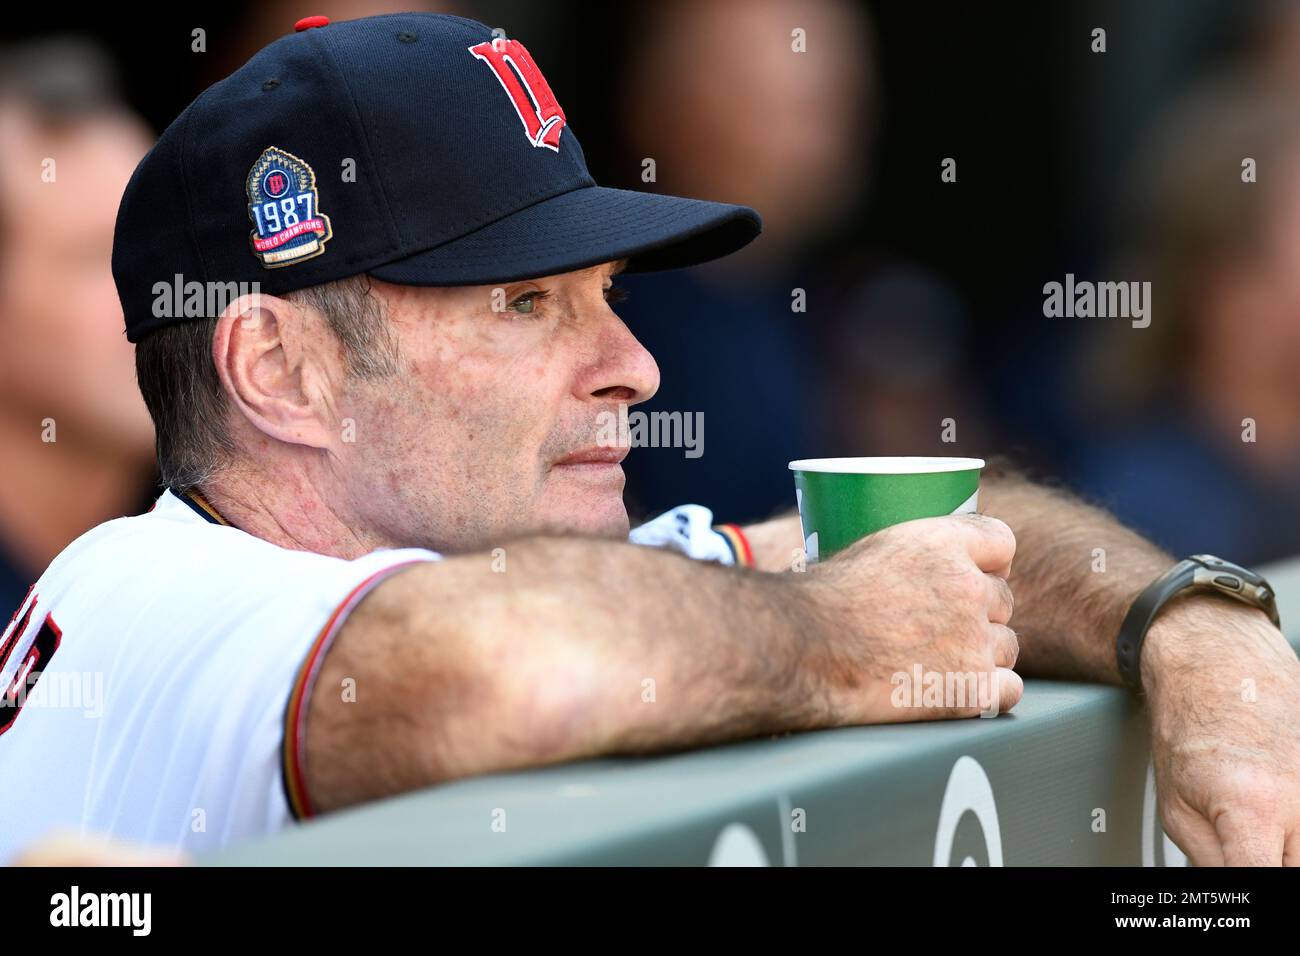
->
[1,13,1298,865]
[0,39,157,613]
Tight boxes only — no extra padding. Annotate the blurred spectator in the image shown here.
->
[613,0,990,522]
[1072,73,1300,563]
[613,0,867,523]
[816,260,995,461]
[0,38,156,613]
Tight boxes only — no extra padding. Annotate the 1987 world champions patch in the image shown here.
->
[246,147,332,268]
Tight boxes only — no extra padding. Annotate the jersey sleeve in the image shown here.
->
[168,545,440,844]
[277,549,439,821]
[18,530,441,852]
[628,504,738,565]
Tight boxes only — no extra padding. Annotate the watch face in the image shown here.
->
[1192,554,1257,582]
[1184,555,1280,626]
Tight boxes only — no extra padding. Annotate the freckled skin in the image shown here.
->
[330,260,658,553]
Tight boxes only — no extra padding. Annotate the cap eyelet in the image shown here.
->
[262,79,281,92]
[396,32,418,43]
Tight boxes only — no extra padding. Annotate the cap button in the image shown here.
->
[295,15,330,32]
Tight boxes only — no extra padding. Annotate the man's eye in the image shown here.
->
[508,291,547,314]
[604,283,629,305]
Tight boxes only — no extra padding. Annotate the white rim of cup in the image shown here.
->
[788,456,987,474]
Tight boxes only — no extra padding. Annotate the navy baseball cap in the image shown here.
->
[113,12,761,343]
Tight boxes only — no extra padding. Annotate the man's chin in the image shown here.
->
[536,466,630,538]
[536,493,630,540]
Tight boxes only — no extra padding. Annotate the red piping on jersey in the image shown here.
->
[171,486,430,821]
[281,559,430,821]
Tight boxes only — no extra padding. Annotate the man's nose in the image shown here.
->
[581,312,660,406]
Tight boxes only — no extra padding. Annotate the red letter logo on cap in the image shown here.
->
[468,38,567,152]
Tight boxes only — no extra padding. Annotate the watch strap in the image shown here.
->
[1116,559,1199,693]
[1116,555,1281,695]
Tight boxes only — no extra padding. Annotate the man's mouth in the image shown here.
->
[552,446,629,474]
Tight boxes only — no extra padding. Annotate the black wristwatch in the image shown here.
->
[1116,554,1281,694]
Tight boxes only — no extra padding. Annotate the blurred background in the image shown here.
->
[4,0,1300,610]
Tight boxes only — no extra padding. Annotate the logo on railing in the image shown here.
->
[933,755,1003,866]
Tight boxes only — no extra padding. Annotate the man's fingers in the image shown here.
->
[1215,809,1285,866]
[951,513,1016,577]
[1160,806,1224,867]
[985,573,1014,625]
[992,666,1023,715]
[989,623,1019,669]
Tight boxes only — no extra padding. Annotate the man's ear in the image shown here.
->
[212,293,342,450]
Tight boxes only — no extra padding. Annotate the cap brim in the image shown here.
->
[368,185,761,286]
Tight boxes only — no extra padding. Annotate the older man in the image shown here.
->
[1,14,1297,865]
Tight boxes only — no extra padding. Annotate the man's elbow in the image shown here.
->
[298,567,598,814]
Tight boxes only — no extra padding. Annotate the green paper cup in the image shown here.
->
[789,457,985,562]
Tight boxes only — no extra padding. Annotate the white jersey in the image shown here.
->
[0,490,738,860]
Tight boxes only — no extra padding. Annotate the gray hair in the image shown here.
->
[134,274,400,493]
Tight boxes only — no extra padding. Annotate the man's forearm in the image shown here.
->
[306,536,828,810]
[979,463,1183,682]
[456,538,828,756]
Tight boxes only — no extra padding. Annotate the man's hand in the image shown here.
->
[1142,597,1300,865]
[802,513,1023,723]
[963,463,1300,865]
